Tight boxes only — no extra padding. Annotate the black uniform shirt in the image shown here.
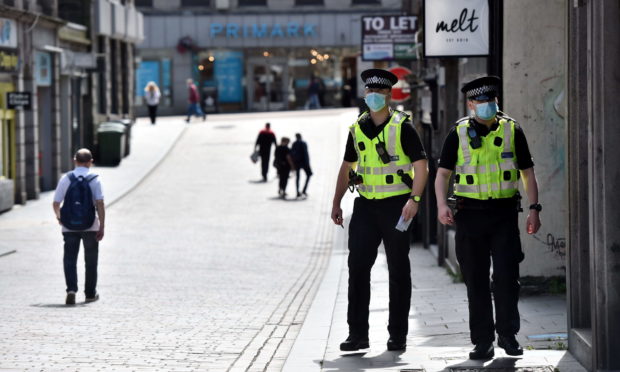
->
[343,113,427,163]
[438,118,534,171]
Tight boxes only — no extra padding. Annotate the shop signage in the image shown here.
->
[214,51,243,103]
[423,0,489,57]
[362,15,418,61]
[35,51,52,87]
[0,18,18,49]
[209,22,317,39]
[6,92,32,110]
[135,60,160,97]
[0,47,18,72]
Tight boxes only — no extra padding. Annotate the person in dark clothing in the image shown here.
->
[291,133,313,198]
[255,123,277,182]
[274,137,296,198]
[435,76,541,360]
[332,69,429,352]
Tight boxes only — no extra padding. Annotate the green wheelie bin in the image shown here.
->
[97,122,126,166]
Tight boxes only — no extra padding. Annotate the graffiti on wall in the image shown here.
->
[533,233,566,260]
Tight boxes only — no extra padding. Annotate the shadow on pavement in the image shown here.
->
[267,196,308,202]
[30,303,89,308]
[321,350,409,371]
[248,179,267,184]
[445,356,520,371]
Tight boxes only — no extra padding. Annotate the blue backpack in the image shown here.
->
[60,172,98,230]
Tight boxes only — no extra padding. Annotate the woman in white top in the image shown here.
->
[144,81,161,124]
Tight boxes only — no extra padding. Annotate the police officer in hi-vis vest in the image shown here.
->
[331,69,428,352]
[435,76,542,360]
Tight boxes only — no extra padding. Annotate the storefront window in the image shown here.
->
[352,0,379,4]
[135,0,153,6]
[135,58,173,107]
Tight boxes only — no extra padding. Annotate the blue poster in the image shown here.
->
[161,59,171,91]
[135,61,160,97]
[35,51,52,87]
[214,51,243,103]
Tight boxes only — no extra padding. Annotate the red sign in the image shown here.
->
[389,66,412,102]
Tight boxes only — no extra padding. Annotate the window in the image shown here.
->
[135,0,153,6]
[296,0,323,5]
[238,0,266,6]
[352,0,379,4]
[181,0,211,6]
[3,0,16,7]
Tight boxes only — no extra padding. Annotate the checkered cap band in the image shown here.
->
[466,85,497,98]
[365,76,393,86]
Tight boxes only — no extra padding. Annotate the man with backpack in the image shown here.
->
[52,149,105,305]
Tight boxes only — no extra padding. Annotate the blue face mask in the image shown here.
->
[365,93,387,112]
[474,101,498,120]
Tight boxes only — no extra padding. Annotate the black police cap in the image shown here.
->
[461,76,501,101]
[361,69,398,89]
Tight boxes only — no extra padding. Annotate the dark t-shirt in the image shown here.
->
[343,113,427,163]
[438,118,534,170]
[274,145,291,171]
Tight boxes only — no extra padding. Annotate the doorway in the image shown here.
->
[247,57,289,111]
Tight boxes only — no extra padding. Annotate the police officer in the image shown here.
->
[331,69,428,352]
[434,76,542,359]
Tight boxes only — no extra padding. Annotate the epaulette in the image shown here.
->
[497,111,517,123]
[455,116,471,126]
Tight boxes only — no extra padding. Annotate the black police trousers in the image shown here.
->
[454,207,525,345]
[347,196,412,340]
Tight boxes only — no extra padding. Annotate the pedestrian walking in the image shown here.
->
[274,137,295,198]
[254,123,277,182]
[185,78,206,123]
[434,76,542,360]
[305,76,321,109]
[144,81,161,125]
[331,69,429,352]
[291,133,312,198]
[52,148,105,305]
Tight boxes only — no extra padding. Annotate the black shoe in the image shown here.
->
[340,336,369,351]
[85,293,99,303]
[469,342,494,360]
[498,335,523,356]
[387,338,406,351]
[297,192,301,198]
[202,114,206,121]
[65,292,76,305]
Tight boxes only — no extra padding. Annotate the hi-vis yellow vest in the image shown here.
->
[350,111,413,199]
[454,117,519,200]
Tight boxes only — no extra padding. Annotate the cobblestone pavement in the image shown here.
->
[0,109,358,371]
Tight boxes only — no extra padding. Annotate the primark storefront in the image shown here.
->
[135,12,389,114]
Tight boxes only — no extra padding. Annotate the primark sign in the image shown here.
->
[209,22,317,39]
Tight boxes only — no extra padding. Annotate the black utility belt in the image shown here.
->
[455,196,519,210]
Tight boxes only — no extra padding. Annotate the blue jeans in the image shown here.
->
[63,232,99,297]
[186,103,204,119]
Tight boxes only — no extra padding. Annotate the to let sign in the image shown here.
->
[7,92,32,110]
[362,15,418,61]
[424,0,489,57]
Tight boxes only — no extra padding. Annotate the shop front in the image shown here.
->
[137,12,394,114]
[0,17,19,212]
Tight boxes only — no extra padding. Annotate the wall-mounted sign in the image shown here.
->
[362,15,418,61]
[7,92,32,110]
[209,22,317,39]
[135,60,160,97]
[35,51,52,87]
[424,0,489,57]
[0,18,17,49]
[0,47,18,73]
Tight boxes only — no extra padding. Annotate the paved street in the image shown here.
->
[0,109,357,371]
[0,109,585,372]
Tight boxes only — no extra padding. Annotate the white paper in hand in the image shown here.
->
[395,215,412,232]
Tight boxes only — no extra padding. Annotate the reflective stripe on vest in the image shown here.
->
[350,111,413,199]
[454,118,519,200]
